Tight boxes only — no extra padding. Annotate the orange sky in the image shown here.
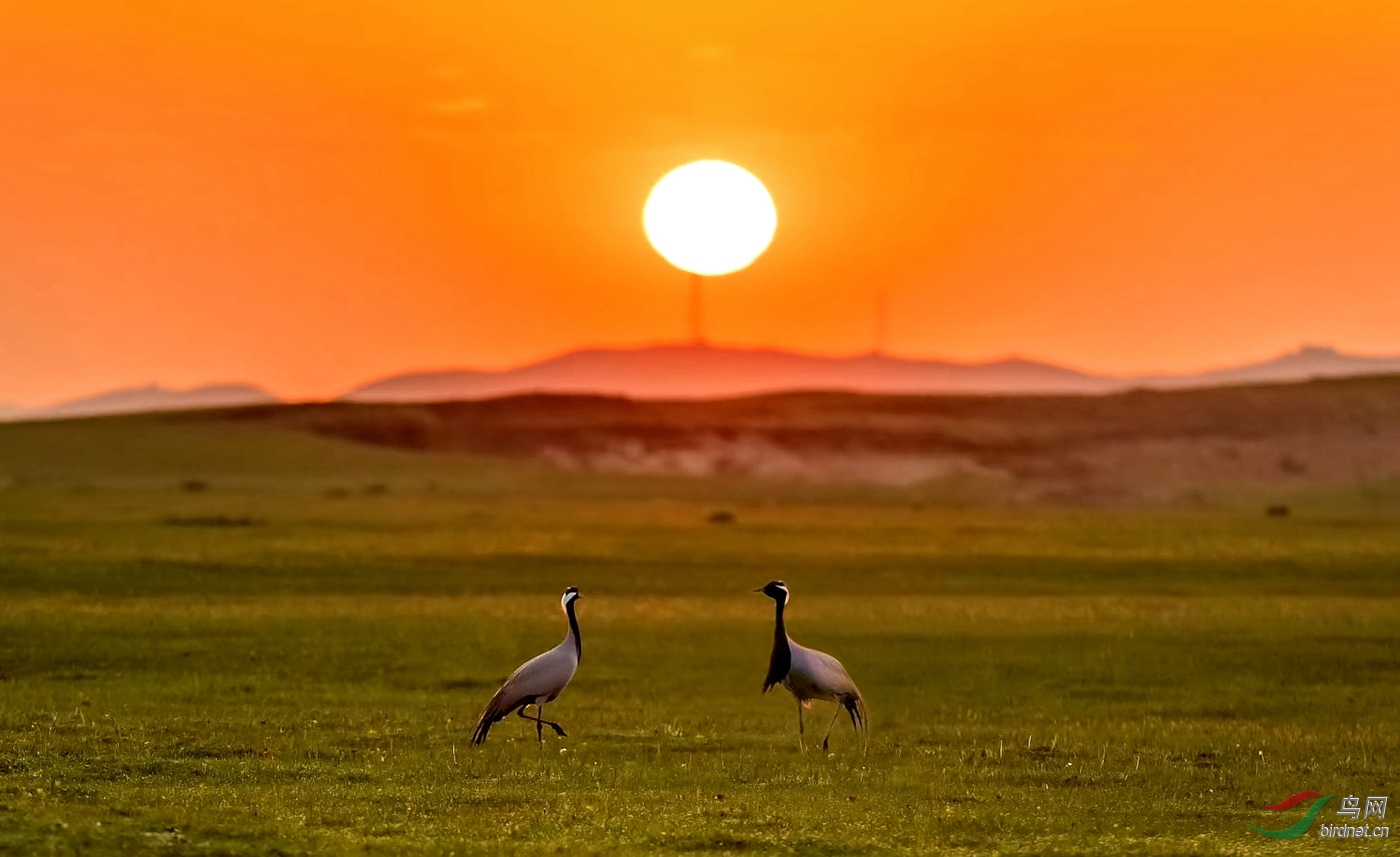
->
[3,1,1400,406]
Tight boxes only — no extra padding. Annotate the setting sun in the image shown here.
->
[643,160,778,277]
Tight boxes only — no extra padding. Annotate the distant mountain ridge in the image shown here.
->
[345,345,1118,402]
[8,344,1400,421]
[17,383,278,421]
[344,344,1400,403]
[1141,345,1400,388]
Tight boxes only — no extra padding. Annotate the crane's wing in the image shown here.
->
[790,643,868,736]
[788,643,858,695]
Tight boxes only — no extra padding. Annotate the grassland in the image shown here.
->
[0,413,1397,855]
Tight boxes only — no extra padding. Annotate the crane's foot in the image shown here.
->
[538,719,567,737]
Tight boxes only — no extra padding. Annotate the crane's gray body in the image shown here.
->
[472,588,582,745]
[782,639,861,705]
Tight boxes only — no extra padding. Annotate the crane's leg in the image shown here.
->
[537,703,567,738]
[515,703,568,739]
[821,705,843,753]
[796,697,806,752]
[515,705,543,743]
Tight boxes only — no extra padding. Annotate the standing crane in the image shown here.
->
[471,587,583,746]
[755,580,868,753]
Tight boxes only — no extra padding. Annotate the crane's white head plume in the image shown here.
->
[754,580,790,605]
[561,586,581,609]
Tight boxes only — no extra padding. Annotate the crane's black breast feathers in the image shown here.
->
[763,642,791,693]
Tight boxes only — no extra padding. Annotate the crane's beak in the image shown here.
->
[751,587,764,593]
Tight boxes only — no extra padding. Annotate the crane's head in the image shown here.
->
[753,580,789,604]
[561,586,582,609]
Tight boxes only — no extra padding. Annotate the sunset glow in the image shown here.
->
[4,2,1400,406]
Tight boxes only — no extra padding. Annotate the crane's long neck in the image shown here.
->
[763,596,791,690]
[565,599,582,661]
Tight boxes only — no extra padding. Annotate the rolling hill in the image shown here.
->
[221,373,1400,503]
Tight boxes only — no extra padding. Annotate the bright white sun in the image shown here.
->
[643,160,777,276]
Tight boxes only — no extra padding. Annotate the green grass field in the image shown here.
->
[0,415,1396,854]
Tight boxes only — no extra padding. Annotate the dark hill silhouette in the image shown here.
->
[344,344,1400,403]
[226,373,1400,501]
